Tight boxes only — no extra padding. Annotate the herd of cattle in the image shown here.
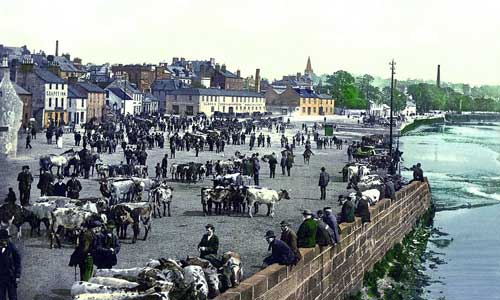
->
[71,252,242,300]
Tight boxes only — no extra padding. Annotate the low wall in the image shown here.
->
[400,117,444,135]
[215,180,432,300]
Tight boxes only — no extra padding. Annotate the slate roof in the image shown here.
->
[33,67,65,83]
[318,94,332,99]
[170,88,264,97]
[76,82,105,93]
[13,83,31,95]
[107,87,132,100]
[217,69,238,78]
[68,85,87,98]
[54,56,84,73]
[151,79,186,91]
[106,79,141,94]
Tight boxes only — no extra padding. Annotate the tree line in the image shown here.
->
[317,70,500,113]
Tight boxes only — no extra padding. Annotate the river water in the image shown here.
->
[400,122,500,300]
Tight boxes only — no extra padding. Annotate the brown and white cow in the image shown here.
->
[245,187,290,218]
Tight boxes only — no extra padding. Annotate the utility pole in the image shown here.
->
[389,59,396,174]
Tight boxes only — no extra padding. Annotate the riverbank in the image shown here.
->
[400,117,444,135]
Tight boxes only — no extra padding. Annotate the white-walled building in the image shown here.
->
[105,79,143,115]
[68,85,87,125]
[166,88,266,116]
[401,101,417,116]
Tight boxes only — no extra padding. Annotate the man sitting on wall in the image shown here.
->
[262,230,296,268]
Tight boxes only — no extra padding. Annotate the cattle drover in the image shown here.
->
[198,224,219,267]
[16,166,33,207]
[0,229,21,300]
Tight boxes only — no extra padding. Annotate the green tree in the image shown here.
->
[325,70,367,109]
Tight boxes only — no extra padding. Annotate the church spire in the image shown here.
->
[305,56,313,75]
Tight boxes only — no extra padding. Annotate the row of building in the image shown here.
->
[1,42,335,129]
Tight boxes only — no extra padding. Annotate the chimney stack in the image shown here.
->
[296,72,301,80]
[236,69,241,78]
[55,40,59,57]
[215,64,220,72]
[436,64,441,87]
[255,68,261,93]
[221,64,226,73]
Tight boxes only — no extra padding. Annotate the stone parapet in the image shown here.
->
[214,179,432,300]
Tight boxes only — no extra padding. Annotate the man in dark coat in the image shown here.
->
[338,196,355,224]
[297,210,317,248]
[161,154,168,178]
[252,154,260,186]
[268,153,278,178]
[52,176,67,197]
[285,154,293,176]
[313,214,333,250]
[37,170,54,197]
[355,192,371,223]
[280,154,287,175]
[414,163,424,182]
[198,224,219,266]
[70,221,99,281]
[92,223,120,269]
[0,229,21,300]
[17,166,33,206]
[280,221,301,264]
[66,174,82,199]
[318,167,330,200]
[262,231,296,267]
[322,207,340,244]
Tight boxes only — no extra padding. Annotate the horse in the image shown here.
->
[39,149,79,176]
[303,149,314,165]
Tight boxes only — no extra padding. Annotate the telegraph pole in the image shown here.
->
[389,59,396,174]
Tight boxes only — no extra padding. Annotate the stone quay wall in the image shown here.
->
[215,179,432,300]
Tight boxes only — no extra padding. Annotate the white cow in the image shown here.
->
[349,188,381,206]
[88,277,139,289]
[245,188,290,218]
[73,291,169,300]
[50,207,95,248]
[150,185,174,218]
[94,267,145,279]
[347,164,371,181]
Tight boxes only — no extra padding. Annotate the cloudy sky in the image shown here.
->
[2,0,499,85]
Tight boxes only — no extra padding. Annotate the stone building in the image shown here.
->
[210,64,244,90]
[52,56,85,80]
[74,82,105,123]
[111,64,170,92]
[266,87,334,116]
[151,79,187,113]
[105,79,143,116]
[166,88,266,117]
[0,63,32,128]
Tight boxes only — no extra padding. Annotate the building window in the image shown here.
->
[55,98,58,108]
[69,99,72,108]
[313,107,316,113]
[172,105,179,114]
[189,95,192,101]
[48,98,52,107]
[211,106,215,112]
[81,112,84,121]
[49,83,52,89]
[61,84,65,90]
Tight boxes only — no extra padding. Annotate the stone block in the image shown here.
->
[240,275,267,299]
[259,264,287,290]
[297,264,311,283]
[332,250,345,268]
[213,291,241,300]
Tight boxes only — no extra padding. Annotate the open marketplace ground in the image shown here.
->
[0,117,390,300]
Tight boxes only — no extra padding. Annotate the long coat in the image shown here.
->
[0,242,21,283]
[17,172,33,190]
[340,200,355,223]
[52,182,67,197]
[318,171,330,187]
[315,220,333,247]
[263,239,296,266]
[280,229,302,262]
[355,198,371,223]
[297,218,317,248]
[92,232,120,268]
[67,179,82,199]
[322,213,340,244]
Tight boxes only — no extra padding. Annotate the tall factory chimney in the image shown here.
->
[55,40,59,57]
[255,68,261,93]
[437,64,441,87]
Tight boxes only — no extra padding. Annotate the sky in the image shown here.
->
[1,0,499,85]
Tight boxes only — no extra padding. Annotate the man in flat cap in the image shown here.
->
[280,220,301,264]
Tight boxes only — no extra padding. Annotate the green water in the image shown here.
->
[400,122,500,299]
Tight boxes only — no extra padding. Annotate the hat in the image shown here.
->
[280,220,291,227]
[22,165,30,170]
[302,209,312,216]
[71,173,77,178]
[321,167,326,171]
[264,230,276,238]
[323,207,332,211]
[0,229,11,240]
[205,224,215,230]
[57,175,64,179]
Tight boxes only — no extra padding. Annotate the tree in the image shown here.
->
[381,86,407,112]
[325,70,367,109]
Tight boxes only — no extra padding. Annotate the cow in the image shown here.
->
[221,251,243,290]
[150,185,174,218]
[72,291,169,300]
[88,277,139,289]
[50,207,96,248]
[100,179,143,204]
[29,196,82,236]
[349,188,381,206]
[111,202,152,243]
[347,164,371,182]
[353,175,385,192]
[183,265,209,300]
[94,267,145,279]
[245,187,290,218]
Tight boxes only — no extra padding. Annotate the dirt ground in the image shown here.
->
[0,118,389,300]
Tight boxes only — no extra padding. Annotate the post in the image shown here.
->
[389,59,396,174]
